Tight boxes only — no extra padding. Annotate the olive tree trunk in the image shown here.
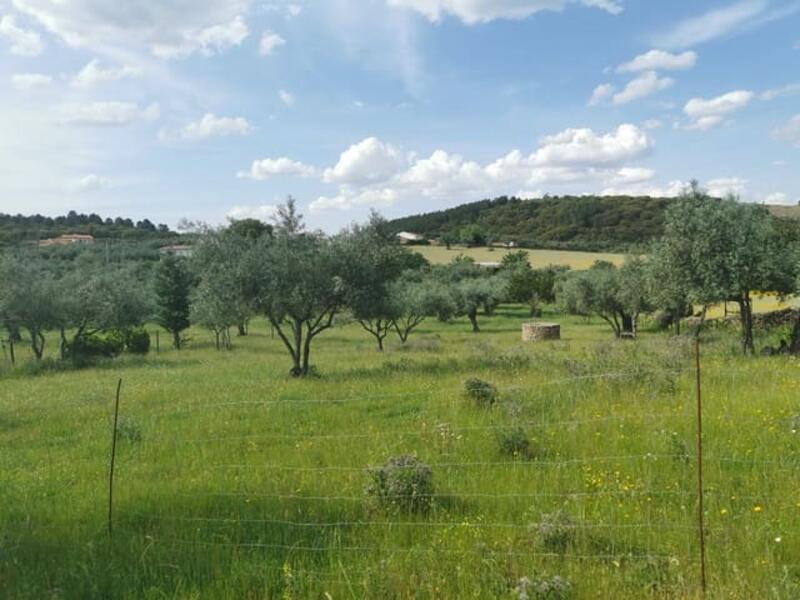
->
[738,294,755,355]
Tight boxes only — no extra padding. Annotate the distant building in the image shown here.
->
[395,231,426,245]
[159,244,194,258]
[38,234,95,247]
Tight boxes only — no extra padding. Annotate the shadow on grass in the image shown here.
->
[0,355,200,381]
[0,488,476,598]
[0,413,20,433]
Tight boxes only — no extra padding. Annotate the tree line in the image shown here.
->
[2,185,799,377]
[0,210,174,246]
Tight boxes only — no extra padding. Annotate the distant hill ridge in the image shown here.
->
[0,211,175,246]
[387,195,800,253]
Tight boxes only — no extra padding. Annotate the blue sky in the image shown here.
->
[1,0,798,231]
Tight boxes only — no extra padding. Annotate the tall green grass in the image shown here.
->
[1,308,799,598]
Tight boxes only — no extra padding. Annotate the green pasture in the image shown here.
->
[2,308,800,599]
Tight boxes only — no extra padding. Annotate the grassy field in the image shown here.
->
[2,310,800,599]
[413,245,626,269]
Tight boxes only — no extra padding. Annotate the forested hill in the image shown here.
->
[387,195,800,252]
[0,211,175,245]
[386,196,671,252]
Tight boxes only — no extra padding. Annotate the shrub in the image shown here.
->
[497,428,532,459]
[69,333,124,360]
[536,511,575,555]
[464,377,498,407]
[514,575,572,600]
[366,455,434,514]
[125,328,151,354]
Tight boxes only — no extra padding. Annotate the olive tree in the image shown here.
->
[436,257,507,333]
[193,228,258,338]
[248,200,347,377]
[338,214,411,351]
[0,257,61,360]
[390,274,455,342]
[190,277,238,350]
[505,261,562,316]
[451,276,507,333]
[60,268,152,358]
[557,260,649,338]
[654,183,796,353]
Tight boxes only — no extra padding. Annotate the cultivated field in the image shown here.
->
[413,246,626,269]
[2,308,800,599]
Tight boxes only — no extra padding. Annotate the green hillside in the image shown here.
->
[388,195,800,252]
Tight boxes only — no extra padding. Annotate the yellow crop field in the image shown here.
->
[413,245,626,269]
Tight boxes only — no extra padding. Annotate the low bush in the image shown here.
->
[535,511,575,555]
[497,428,533,459]
[514,575,573,600]
[68,333,124,360]
[365,455,434,514]
[124,328,151,354]
[464,377,498,407]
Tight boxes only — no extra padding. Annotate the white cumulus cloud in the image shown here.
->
[530,124,651,166]
[226,204,279,221]
[304,124,653,212]
[259,30,286,55]
[279,89,295,106]
[73,174,113,192]
[0,14,44,56]
[612,71,674,105]
[237,157,316,180]
[683,90,754,129]
[386,0,623,24]
[179,114,252,140]
[72,59,141,87]
[763,192,792,205]
[322,137,407,184]
[617,49,697,72]
[706,177,747,198]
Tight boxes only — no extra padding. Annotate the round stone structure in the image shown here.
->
[522,322,561,342]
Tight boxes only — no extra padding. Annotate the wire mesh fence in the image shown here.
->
[4,335,800,597]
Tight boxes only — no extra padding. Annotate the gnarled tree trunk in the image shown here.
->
[738,294,755,355]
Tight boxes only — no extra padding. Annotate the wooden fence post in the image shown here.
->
[695,336,707,594]
[108,378,123,540]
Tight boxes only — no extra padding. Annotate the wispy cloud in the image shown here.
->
[650,0,799,49]
[761,83,800,100]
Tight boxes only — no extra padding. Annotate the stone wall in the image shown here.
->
[522,322,561,342]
